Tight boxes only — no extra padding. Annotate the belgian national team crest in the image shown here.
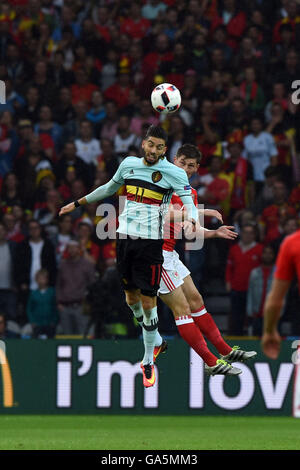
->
[152,171,162,183]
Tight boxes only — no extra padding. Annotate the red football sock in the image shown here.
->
[175,315,218,366]
[191,307,232,356]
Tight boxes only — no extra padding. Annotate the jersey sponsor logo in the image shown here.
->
[130,169,134,174]
[152,171,162,183]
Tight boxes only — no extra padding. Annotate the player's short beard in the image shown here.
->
[144,152,165,165]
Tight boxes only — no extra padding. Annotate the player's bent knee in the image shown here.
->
[189,293,204,312]
[173,302,190,319]
[125,289,141,306]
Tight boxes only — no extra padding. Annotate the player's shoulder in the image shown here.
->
[281,229,300,249]
[119,156,142,168]
[162,159,187,178]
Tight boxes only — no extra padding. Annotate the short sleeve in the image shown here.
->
[111,159,127,185]
[274,237,295,281]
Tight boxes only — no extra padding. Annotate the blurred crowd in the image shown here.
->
[1,0,300,339]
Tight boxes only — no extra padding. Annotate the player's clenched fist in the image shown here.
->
[59,202,75,216]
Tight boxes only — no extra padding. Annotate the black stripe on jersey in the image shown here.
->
[124,179,170,194]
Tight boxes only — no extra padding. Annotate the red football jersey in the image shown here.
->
[163,188,198,252]
[274,230,300,292]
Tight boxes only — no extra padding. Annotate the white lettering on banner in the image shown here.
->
[293,346,300,418]
[208,363,255,410]
[55,345,294,411]
[189,349,204,408]
[0,80,6,104]
[291,80,300,105]
[255,363,294,409]
[56,346,72,408]
[77,346,93,376]
[97,361,158,408]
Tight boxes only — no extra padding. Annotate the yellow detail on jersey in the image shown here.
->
[126,185,164,202]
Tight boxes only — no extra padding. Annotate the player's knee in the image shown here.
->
[125,291,140,306]
[141,296,156,312]
[173,301,190,319]
[189,293,204,312]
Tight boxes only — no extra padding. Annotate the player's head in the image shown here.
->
[142,125,168,166]
[174,144,202,179]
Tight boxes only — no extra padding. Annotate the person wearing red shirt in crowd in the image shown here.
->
[265,102,295,168]
[195,99,221,165]
[197,155,231,219]
[224,138,255,215]
[94,6,112,44]
[210,0,247,51]
[104,59,131,110]
[77,219,100,266]
[158,41,191,91]
[71,68,98,106]
[259,180,297,244]
[262,228,300,359]
[226,223,263,335]
[142,33,173,96]
[120,2,150,40]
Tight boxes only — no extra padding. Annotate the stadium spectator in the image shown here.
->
[86,90,106,135]
[77,219,100,266]
[259,180,297,244]
[242,116,278,194]
[2,212,25,244]
[71,68,98,106]
[15,219,56,293]
[55,140,92,189]
[74,120,101,166]
[52,87,76,127]
[56,240,95,335]
[224,138,254,215]
[49,213,73,265]
[0,222,17,321]
[0,312,20,339]
[120,2,151,40]
[247,244,276,336]
[113,115,140,161]
[197,155,231,218]
[226,223,263,335]
[34,105,63,156]
[96,138,118,179]
[1,172,21,209]
[271,216,299,255]
[26,268,58,339]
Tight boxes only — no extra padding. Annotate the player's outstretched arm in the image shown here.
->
[58,179,123,217]
[59,197,87,216]
[198,208,223,224]
[183,223,237,240]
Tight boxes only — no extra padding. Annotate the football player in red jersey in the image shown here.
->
[156,144,257,376]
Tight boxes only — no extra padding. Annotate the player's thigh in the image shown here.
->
[159,286,190,318]
[116,237,137,291]
[182,275,204,309]
[133,239,164,298]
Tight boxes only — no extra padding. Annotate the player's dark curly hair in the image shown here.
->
[176,144,202,164]
[145,125,168,144]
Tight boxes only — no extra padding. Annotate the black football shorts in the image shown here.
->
[116,236,164,297]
